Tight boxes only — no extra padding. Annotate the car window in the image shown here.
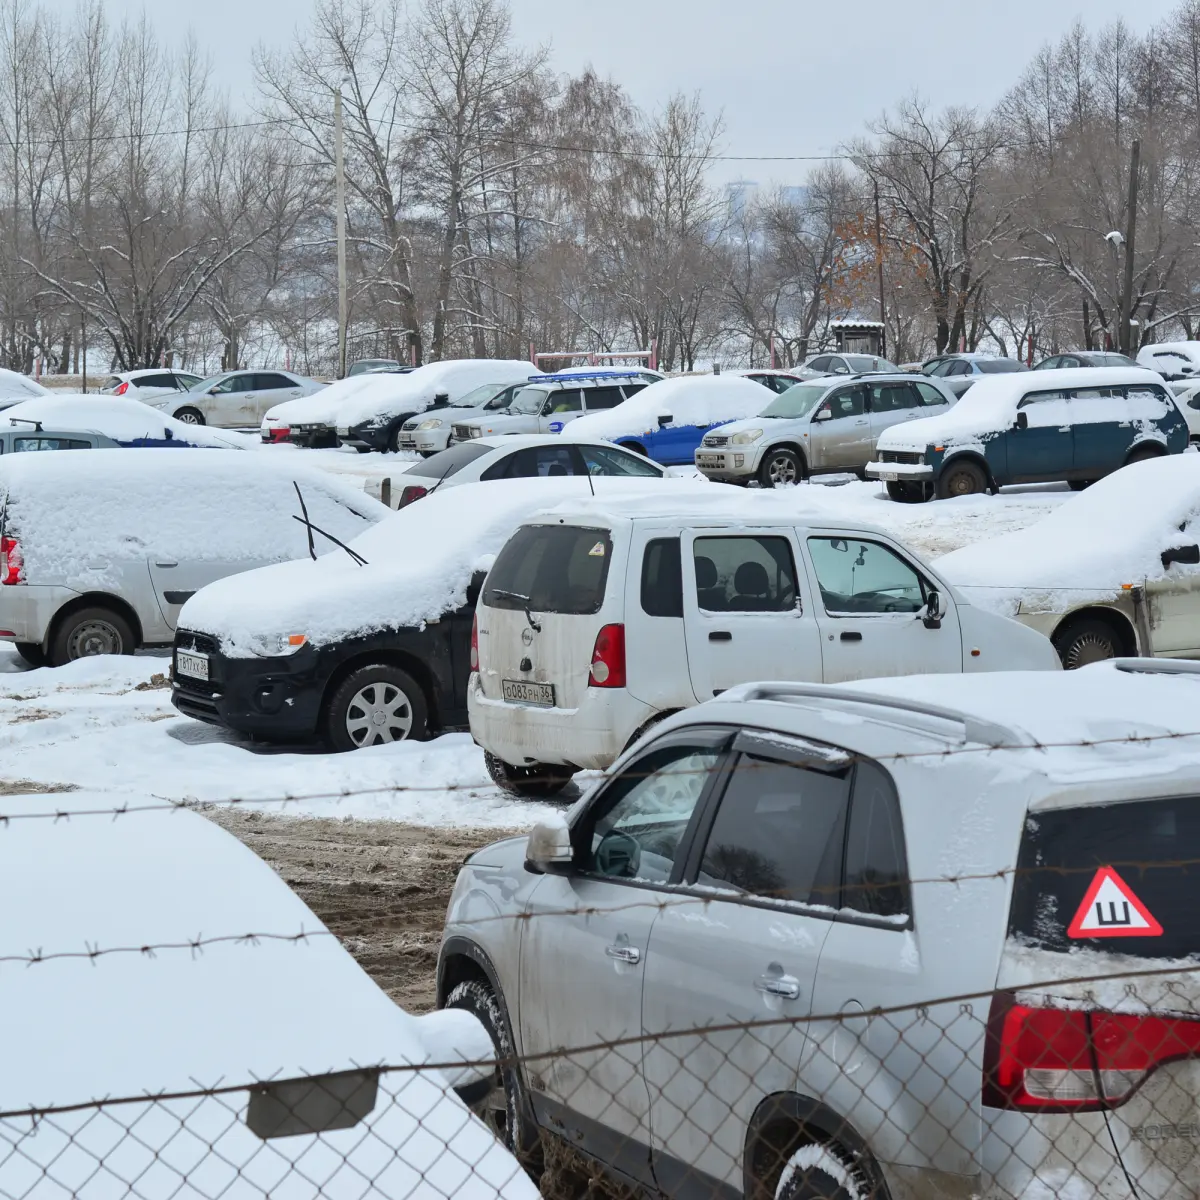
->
[821,386,866,420]
[808,356,831,372]
[914,381,948,407]
[547,390,583,415]
[254,373,293,390]
[485,445,577,479]
[1017,389,1069,409]
[807,537,927,614]
[693,535,798,613]
[210,376,238,394]
[694,748,850,905]
[641,537,683,618]
[577,443,662,477]
[582,386,626,411]
[975,359,1026,373]
[927,360,952,377]
[173,373,202,389]
[484,524,611,615]
[619,382,648,401]
[843,761,910,920]
[949,360,972,376]
[409,442,492,477]
[138,373,176,389]
[13,437,91,451]
[1155,352,1190,365]
[869,382,918,412]
[829,357,850,374]
[1033,357,1057,370]
[104,376,123,390]
[583,741,725,883]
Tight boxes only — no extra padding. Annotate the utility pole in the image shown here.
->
[1119,138,1140,358]
[873,178,887,358]
[334,81,349,380]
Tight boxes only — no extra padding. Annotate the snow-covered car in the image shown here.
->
[732,367,807,392]
[181,369,324,428]
[561,374,773,465]
[1170,379,1200,443]
[171,477,673,749]
[103,368,204,404]
[337,359,537,452]
[261,374,388,447]
[1,395,254,449]
[442,658,1200,1200]
[394,435,667,507]
[0,450,386,667]
[1137,340,1200,381]
[397,382,525,455]
[1,795,537,1200]
[0,366,49,412]
[449,372,651,443]
[935,454,1200,668]
[865,366,1186,501]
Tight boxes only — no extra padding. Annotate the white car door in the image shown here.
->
[517,727,728,1190]
[681,529,823,701]
[801,532,962,683]
[252,372,306,423]
[538,388,584,434]
[1147,518,1200,655]
[807,384,873,470]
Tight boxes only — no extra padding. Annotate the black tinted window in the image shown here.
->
[693,536,798,613]
[642,538,682,617]
[139,373,175,388]
[255,373,293,390]
[13,437,91,452]
[869,383,918,412]
[405,442,492,478]
[976,359,1026,373]
[582,386,625,410]
[484,524,611,614]
[843,762,909,919]
[695,752,850,905]
[823,387,866,418]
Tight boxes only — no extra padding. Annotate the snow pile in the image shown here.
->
[336,359,536,428]
[0,449,387,578]
[934,455,1200,608]
[562,375,771,441]
[1,395,253,449]
[0,367,47,402]
[876,365,1169,454]
[261,374,383,428]
[181,476,698,653]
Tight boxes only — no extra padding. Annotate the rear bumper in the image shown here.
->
[0,584,76,645]
[866,460,933,481]
[338,423,390,451]
[287,423,338,449]
[467,674,651,771]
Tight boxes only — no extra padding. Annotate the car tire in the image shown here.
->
[885,480,931,503]
[324,664,429,751]
[50,607,135,666]
[445,979,541,1167]
[484,751,574,798]
[1067,479,1093,491]
[936,459,988,499]
[1052,616,1123,670]
[622,441,648,458]
[354,445,372,454]
[758,447,804,488]
[173,407,205,425]
[14,642,45,667]
[775,1146,862,1200]
[1126,444,1164,466]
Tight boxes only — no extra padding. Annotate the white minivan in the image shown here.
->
[468,494,1060,794]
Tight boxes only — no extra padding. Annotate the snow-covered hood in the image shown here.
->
[262,379,369,428]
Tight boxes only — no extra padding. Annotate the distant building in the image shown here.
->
[725,179,760,221]
[779,185,808,208]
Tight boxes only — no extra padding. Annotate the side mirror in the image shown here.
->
[922,589,943,629]
[525,814,573,874]
[1161,544,1200,568]
[813,408,832,422]
[657,413,673,427]
[1014,410,1029,431]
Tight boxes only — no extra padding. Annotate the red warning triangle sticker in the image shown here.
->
[1067,866,1163,939]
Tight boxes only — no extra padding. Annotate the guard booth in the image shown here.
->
[831,319,885,357]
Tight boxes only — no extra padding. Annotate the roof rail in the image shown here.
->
[527,370,642,383]
[733,682,1031,748]
[1113,657,1200,678]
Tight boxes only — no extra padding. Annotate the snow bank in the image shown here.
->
[562,375,772,441]
[1,449,387,578]
[1,394,253,449]
[180,476,697,653]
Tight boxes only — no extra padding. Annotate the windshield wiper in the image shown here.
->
[292,482,368,566]
[488,587,542,633]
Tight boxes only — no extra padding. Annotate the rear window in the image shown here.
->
[484,524,612,615]
[403,442,492,478]
[975,359,1026,373]
[1007,797,1200,959]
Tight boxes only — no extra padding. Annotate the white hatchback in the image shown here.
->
[468,493,1059,794]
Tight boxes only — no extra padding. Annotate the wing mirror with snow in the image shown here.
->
[1014,410,1029,431]
[525,813,573,875]
[657,413,673,427]
[1161,544,1200,569]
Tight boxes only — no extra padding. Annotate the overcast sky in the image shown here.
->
[43,0,1180,184]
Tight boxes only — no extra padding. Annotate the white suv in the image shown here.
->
[468,495,1058,794]
[442,659,1200,1200]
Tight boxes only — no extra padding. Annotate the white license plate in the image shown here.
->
[696,454,724,467]
[880,471,899,481]
[176,650,209,681]
[337,427,350,437]
[502,679,555,707]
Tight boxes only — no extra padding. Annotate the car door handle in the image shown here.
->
[155,561,178,568]
[855,419,868,426]
[755,973,801,999]
[605,944,641,965]
[709,631,732,642]
[840,631,862,642]
[289,390,301,396]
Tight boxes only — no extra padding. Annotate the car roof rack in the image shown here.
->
[732,682,1031,748]
[1113,657,1200,678]
[527,370,643,383]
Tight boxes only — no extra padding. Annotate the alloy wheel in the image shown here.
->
[766,454,798,485]
[344,681,414,746]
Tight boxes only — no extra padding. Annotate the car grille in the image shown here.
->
[402,420,418,431]
[173,630,220,698]
[880,451,924,465]
[703,435,729,447]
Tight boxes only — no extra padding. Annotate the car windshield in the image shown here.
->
[403,442,493,478]
[509,386,549,415]
[760,384,828,419]
[976,359,1027,373]
[189,374,225,393]
[844,355,898,372]
[1097,353,1136,366]
[454,383,510,410]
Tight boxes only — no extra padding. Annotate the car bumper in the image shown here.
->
[170,632,325,740]
[412,430,451,454]
[286,423,338,448]
[338,423,390,451]
[261,425,290,444]
[694,448,758,480]
[0,584,77,645]
[865,460,933,481]
[467,674,651,771]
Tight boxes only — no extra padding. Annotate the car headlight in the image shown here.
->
[417,418,445,430]
[731,428,763,445]
[467,426,483,438]
[248,633,308,657]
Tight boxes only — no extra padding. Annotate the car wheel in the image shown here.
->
[1126,444,1164,466]
[173,407,205,425]
[444,979,541,1167]
[484,750,574,798]
[355,445,372,454]
[325,665,428,751]
[775,1143,864,1200]
[885,480,931,504]
[1052,616,1123,670]
[758,447,804,488]
[936,459,987,499]
[14,642,45,667]
[1068,479,1093,491]
[50,607,134,666]
[621,441,647,458]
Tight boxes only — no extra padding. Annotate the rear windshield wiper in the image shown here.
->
[488,587,542,633]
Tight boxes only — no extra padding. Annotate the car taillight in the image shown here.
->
[264,427,290,443]
[589,624,626,688]
[983,991,1200,1111]
[113,381,129,395]
[399,485,428,508]
[470,613,479,671]
[0,536,24,585]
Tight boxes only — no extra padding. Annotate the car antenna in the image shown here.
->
[292,482,318,561]
[289,515,369,566]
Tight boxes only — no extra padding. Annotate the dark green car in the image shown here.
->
[865,368,1186,501]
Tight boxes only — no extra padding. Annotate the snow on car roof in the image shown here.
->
[179,477,686,652]
[935,454,1200,597]
[562,374,771,441]
[875,366,1168,452]
[1,395,252,449]
[261,373,381,426]
[0,367,49,400]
